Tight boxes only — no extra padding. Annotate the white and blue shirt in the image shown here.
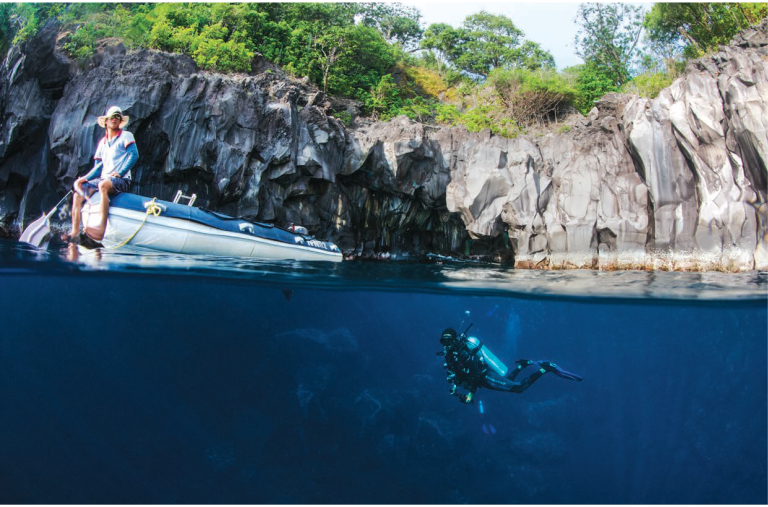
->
[84,130,139,180]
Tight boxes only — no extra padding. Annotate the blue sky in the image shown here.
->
[406,1,647,70]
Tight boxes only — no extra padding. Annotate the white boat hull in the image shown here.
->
[82,197,343,262]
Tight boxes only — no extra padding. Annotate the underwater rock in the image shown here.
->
[414,411,466,454]
[510,430,566,459]
[277,327,358,353]
[354,387,391,433]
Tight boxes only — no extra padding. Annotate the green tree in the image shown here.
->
[359,2,423,51]
[280,3,358,28]
[422,12,555,79]
[420,23,462,76]
[455,11,525,77]
[191,24,254,72]
[644,3,768,59]
[327,24,395,99]
[366,74,399,119]
[574,3,645,87]
[315,28,345,94]
[515,40,556,70]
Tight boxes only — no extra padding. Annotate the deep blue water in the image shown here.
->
[0,240,766,504]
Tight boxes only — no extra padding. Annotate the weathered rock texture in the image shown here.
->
[1,20,767,270]
[0,22,467,259]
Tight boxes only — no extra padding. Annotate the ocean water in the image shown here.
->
[0,239,766,504]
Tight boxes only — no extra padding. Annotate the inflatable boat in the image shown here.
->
[80,192,343,262]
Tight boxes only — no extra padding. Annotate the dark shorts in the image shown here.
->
[82,177,131,195]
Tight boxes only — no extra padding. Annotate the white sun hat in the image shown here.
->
[97,105,130,129]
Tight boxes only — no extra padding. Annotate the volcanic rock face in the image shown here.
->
[0,20,766,270]
[440,21,768,270]
[0,22,467,256]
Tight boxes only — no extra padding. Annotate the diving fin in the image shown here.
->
[537,361,583,382]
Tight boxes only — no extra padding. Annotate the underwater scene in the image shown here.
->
[0,239,766,504]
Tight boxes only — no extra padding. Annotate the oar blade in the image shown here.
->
[19,214,52,248]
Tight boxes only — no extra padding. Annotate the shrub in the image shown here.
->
[366,74,400,120]
[334,110,352,125]
[487,67,577,125]
[570,63,619,115]
[401,64,454,101]
[63,21,102,59]
[621,72,673,98]
[433,103,522,138]
[397,96,436,123]
[190,25,254,72]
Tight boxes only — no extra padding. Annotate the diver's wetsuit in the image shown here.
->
[445,339,543,394]
[482,361,545,393]
[439,327,581,404]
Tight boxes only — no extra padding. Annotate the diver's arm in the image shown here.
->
[458,386,477,404]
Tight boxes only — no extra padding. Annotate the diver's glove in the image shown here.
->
[458,392,474,404]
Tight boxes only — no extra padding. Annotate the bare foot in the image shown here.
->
[60,231,80,244]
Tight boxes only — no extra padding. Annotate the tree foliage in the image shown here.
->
[455,11,525,77]
[574,3,645,87]
[421,11,556,79]
[420,23,462,76]
[9,2,758,134]
[644,3,768,59]
[358,2,424,51]
[568,62,619,115]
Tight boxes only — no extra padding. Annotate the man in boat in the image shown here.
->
[63,106,138,243]
[437,327,582,404]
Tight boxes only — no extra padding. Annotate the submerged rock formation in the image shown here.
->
[0,20,766,270]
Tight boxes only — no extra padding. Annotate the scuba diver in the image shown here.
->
[437,326,582,404]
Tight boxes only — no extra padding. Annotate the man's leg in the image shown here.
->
[70,192,84,236]
[87,178,115,241]
[65,181,88,241]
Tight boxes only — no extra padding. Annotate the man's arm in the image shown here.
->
[82,138,105,181]
[81,158,103,181]
[113,143,138,178]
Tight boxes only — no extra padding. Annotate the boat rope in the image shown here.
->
[106,197,163,250]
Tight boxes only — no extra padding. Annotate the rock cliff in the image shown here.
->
[1,20,766,270]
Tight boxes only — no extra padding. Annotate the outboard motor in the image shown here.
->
[465,336,509,377]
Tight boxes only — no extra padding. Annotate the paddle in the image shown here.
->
[19,190,73,248]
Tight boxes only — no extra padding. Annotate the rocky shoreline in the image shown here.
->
[1,20,766,271]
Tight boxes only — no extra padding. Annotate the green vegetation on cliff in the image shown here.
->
[2,2,766,137]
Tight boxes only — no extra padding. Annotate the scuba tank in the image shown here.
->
[465,336,509,377]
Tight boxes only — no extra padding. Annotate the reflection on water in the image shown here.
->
[2,239,766,301]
